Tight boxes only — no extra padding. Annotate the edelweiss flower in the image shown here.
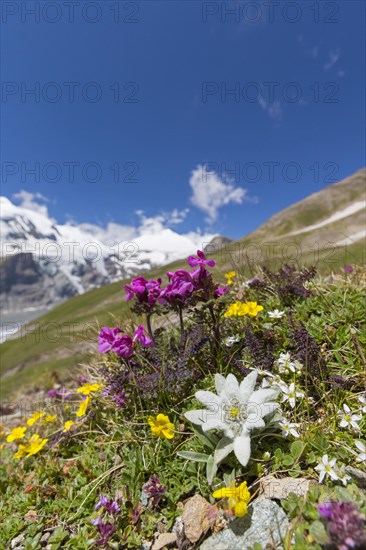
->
[268,309,285,319]
[315,455,339,483]
[185,371,279,466]
[355,440,366,463]
[279,420,300,438]
[280,382,304,409]
[337,404,361,432]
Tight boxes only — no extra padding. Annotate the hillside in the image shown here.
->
[1,169,365,399]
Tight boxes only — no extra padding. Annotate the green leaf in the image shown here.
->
[206,454,217,485]
[283,455,295,466]
[214,437,234,465]
[309,520,330,544]
[290,441,306,461]
[177,451,209,463]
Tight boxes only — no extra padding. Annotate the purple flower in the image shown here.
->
[112,334,134,358]
[98,327,122,353]
[187,250,215,269]
[159,270,196,304]
[104,385,126,408]
[91,516,116,546]
[214,285,229,297]
[142,475,167,508]
[95,494,121,514]
[133,325,154,348]
[124,276,162,307]
[345,265,353,272]
[318,500,366,550]
[47,387,70,399]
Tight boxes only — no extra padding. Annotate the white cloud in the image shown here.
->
[189,165,247,223]
[258,97,283,123]
[324,50,340,71]
[12,190,50,217]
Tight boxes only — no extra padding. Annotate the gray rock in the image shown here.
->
[200,498,289,550]
[10,534,25,549]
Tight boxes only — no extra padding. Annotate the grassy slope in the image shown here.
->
[1,169,365,397]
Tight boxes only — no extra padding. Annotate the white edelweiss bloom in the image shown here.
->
[355,440,366,463]
[184,370,279,467]
[337,404,361,432]
[224,335,241,347]
[280,382,304,409]
[268,309,285,319]
[279,419,300,438]
[314,454,339,484]
[358,394,366,413]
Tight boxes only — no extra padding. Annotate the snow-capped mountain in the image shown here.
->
[0,196,216,313]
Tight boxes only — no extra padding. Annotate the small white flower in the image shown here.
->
[224,335,241,347]
[275,352,302,374]
[315,454,339,483]
[355,440,366,463]
[280,382,304,409]
[337,404,361,432]
[358,394,366,413]
[268,309,285,319]
[279,419,300,438]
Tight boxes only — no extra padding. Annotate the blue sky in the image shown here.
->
[1,0,365,239]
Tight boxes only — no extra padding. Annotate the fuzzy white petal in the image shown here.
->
[195,390,221,409]
[239,370,258,402]
[214,373,226,395]
[233,433,251,466]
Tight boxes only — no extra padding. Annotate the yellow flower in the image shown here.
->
[77,383,102,396]
[224,301,263,318]
[147,413,175,439]
[44,415,57,423]
[14,444,28,459]
[243,301,263,317]
[63,420,75,432]
[27,411,46,426]
[26,434,48,457]
[76,396,90,417]
[13,434,48,459]
[212,480,251,517]
[6,426,27,442]
[224,271,236,285]
[224,302,247,317]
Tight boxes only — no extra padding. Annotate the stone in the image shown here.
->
[200,497,289,550]
[10,534,25,549]
[151,532,177,550]
[260,475,314,500]
[182,494,212,543]
[345,466,366,489]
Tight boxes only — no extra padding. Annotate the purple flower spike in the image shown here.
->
[318,500,366,550]
[95,494,121,514]
[98,327,122,353]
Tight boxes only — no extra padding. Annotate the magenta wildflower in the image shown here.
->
[112,334,134,358]
[187,250,215,269]
[214,285,229,297]
[98,327,123,353]
[98,327,134,358]
[95,494,121,514]
[91,516,117,546]
[345,265,353,272]
[47,387,70,399]
[142,475,167,508]
[318,500,366,550]
[124,276,162,307]
[133,325,154,348]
